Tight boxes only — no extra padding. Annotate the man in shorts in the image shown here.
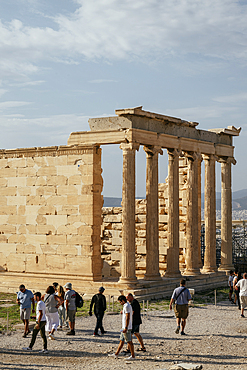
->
[235,272,247,318]
[108,295,135,360]
[64,282,76,335]
[169,279,191,335]
[125,293,146,352]
[16,284,35,338]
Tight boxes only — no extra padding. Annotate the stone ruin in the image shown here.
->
[0,107,241,298]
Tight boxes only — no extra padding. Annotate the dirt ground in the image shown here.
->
[0,299,246,370]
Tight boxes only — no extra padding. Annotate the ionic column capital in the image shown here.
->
[183,151,202,162]
[167,148,182,158]
[218,156,237,165]
[143,145,163,157]
[120,142,140,152]
[202,154,218,162]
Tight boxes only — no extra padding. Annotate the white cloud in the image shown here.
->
[0,0,247,80]
[9,80,45,87]
[89,79,118,84]
[0,89,7,97]
[164,105,238,122]
[0,101,32,110]
[213,92,247,104]
[0,113,91,148]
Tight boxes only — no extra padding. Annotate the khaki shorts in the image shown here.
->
[67,309,76,323]
[240,296,247,309]
[174,304,189,319]
[120,329,132,342]
[20,307,31,321]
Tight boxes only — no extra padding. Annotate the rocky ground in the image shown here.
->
[0,300,246,370]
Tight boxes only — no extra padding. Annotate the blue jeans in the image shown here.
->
[58,305,68,327]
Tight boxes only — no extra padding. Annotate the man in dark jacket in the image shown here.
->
[89,287,107,336]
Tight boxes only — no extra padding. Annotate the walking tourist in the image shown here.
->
[22,292,48,353]
[56,284,68,329]
[169,279,192,335]
[16,284,35,338]
[64,282,77,335]
[124,293,146,353]
[108,295,135,360]
[89,286,107,336]
[228,270,234,302]
[233,271,242,310]
[235,272,247,318]
[43,285,61,340]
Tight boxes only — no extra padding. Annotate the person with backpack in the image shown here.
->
[169,279,192,335]
[64,282,77,336]
[89,287,107,336]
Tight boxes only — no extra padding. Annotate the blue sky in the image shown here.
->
[0,0,246,197]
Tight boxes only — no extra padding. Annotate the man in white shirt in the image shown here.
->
[22,292,48,353]
[236,272,247,318]
[108,295,135,360]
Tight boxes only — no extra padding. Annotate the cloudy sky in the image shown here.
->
[0,0,246,197]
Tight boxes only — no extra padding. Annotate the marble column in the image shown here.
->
[165,149,182,277]
[184,152,201,275]
[218,157,236,272]
[198,156,203,268]
[202,154,217,273]
[144,145,163,280]
[118,142,139,284]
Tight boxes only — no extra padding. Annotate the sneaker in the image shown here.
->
[108,353,118,358]
[241,314,245,318]
[125,355,135,360]
[57,326,63,330]
[22,333,27,338]
[93,332,100,337]
[101,330,107,335]
[39,349,48,353]
[22,347,32,351]
[175,326,180,334]
[48,334,55,340]
[181,331,186,335]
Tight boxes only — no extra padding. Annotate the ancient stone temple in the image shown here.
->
[0,107,241,298]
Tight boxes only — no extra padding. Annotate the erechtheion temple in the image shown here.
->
[0,107,241,298]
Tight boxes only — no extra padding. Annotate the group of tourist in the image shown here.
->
[16,278,192,360]
[229,270,247,317]
[16,281,78,353]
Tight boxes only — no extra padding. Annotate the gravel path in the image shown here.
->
[0,300,246,370]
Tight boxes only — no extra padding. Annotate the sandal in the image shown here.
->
[137,347,146,352]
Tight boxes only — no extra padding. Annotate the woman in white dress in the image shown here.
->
[43,286,61,340]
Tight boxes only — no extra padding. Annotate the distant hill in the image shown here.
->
[104,189,247,210]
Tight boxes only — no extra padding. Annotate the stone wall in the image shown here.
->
[0,145,103,280]
[101,157,190,278]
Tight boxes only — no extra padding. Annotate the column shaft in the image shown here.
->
[218,158,235,272]
[202,155,217,272]
[144,146,162,280]
[198,157,203,268]
[184,152,201,275]
[165,149,181,277]
[119,143,139,284]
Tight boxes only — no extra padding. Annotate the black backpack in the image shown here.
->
[75,291,84,308]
